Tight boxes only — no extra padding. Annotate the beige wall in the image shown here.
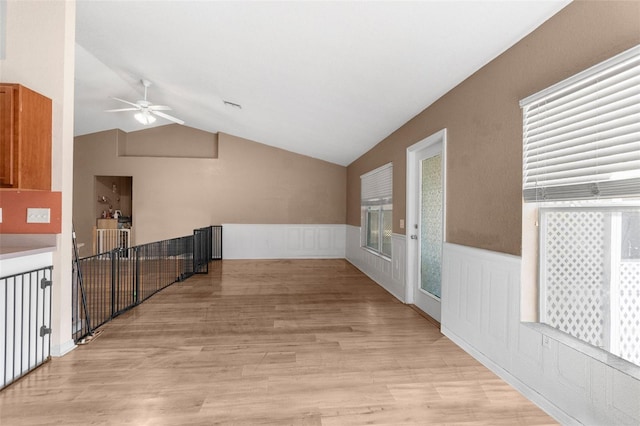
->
[346,1,640,256]
[121,124,218,158]
[74,126,346,256]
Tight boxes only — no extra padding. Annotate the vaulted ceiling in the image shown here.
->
[75,1,571,166]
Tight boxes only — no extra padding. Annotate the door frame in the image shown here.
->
[405,128,447,306]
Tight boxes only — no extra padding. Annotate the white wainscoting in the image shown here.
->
[442,242,640,426]
[222,224,346,259]
[345,225,405,302]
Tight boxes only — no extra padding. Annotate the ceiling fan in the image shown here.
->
[105,79,185,125]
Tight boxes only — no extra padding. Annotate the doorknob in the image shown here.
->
[410,235,418,240]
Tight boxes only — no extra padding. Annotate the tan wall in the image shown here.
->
[346,1,640,256]
[121,124,218,158]
[74,126,346,256]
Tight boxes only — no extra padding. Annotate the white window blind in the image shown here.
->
[520,44,640,202]
[361,163,393,205]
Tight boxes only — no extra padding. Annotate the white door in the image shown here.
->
[406,130,446,322]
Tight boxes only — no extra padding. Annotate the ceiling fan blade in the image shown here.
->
[105,107,139,112]
[149,105,172,111]
[111,97,141,108]
[152,110,185,125]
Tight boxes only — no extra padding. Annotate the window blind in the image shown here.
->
[520,44,640,202]
[361,163,392,205]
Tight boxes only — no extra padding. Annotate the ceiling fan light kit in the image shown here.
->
[105,79,185,125]
[134,111,156,125]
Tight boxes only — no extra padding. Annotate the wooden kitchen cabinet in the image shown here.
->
[0,83,52,190]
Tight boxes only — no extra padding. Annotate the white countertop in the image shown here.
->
[0,245,57,260]
[0,234,58,261]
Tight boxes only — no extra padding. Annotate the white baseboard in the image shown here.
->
[442,325,579,426]
[51,339,76,357]
[345,225,405,302]
[442,242,640,425]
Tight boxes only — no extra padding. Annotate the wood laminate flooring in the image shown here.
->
[0,259,557,425]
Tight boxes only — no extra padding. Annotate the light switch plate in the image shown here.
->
[26,208,50,223]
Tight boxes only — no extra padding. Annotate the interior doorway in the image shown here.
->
[94,176,133,253]
[406,129,447,323]
[95,176,132,221]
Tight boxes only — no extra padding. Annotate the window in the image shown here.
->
[361,163,392,258]
[520,45,640,366]
[539,204,640,365]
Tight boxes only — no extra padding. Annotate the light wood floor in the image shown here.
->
[0,259,557,425]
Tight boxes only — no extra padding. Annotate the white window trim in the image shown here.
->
[520,44,640,375]
[361,163,393,259]
[362,204,392,259]
[520,44,640,202]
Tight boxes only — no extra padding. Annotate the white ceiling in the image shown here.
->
[75,1,571,166]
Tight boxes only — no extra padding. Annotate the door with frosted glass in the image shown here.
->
[420,154,442,298]
[413,145,443,321]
